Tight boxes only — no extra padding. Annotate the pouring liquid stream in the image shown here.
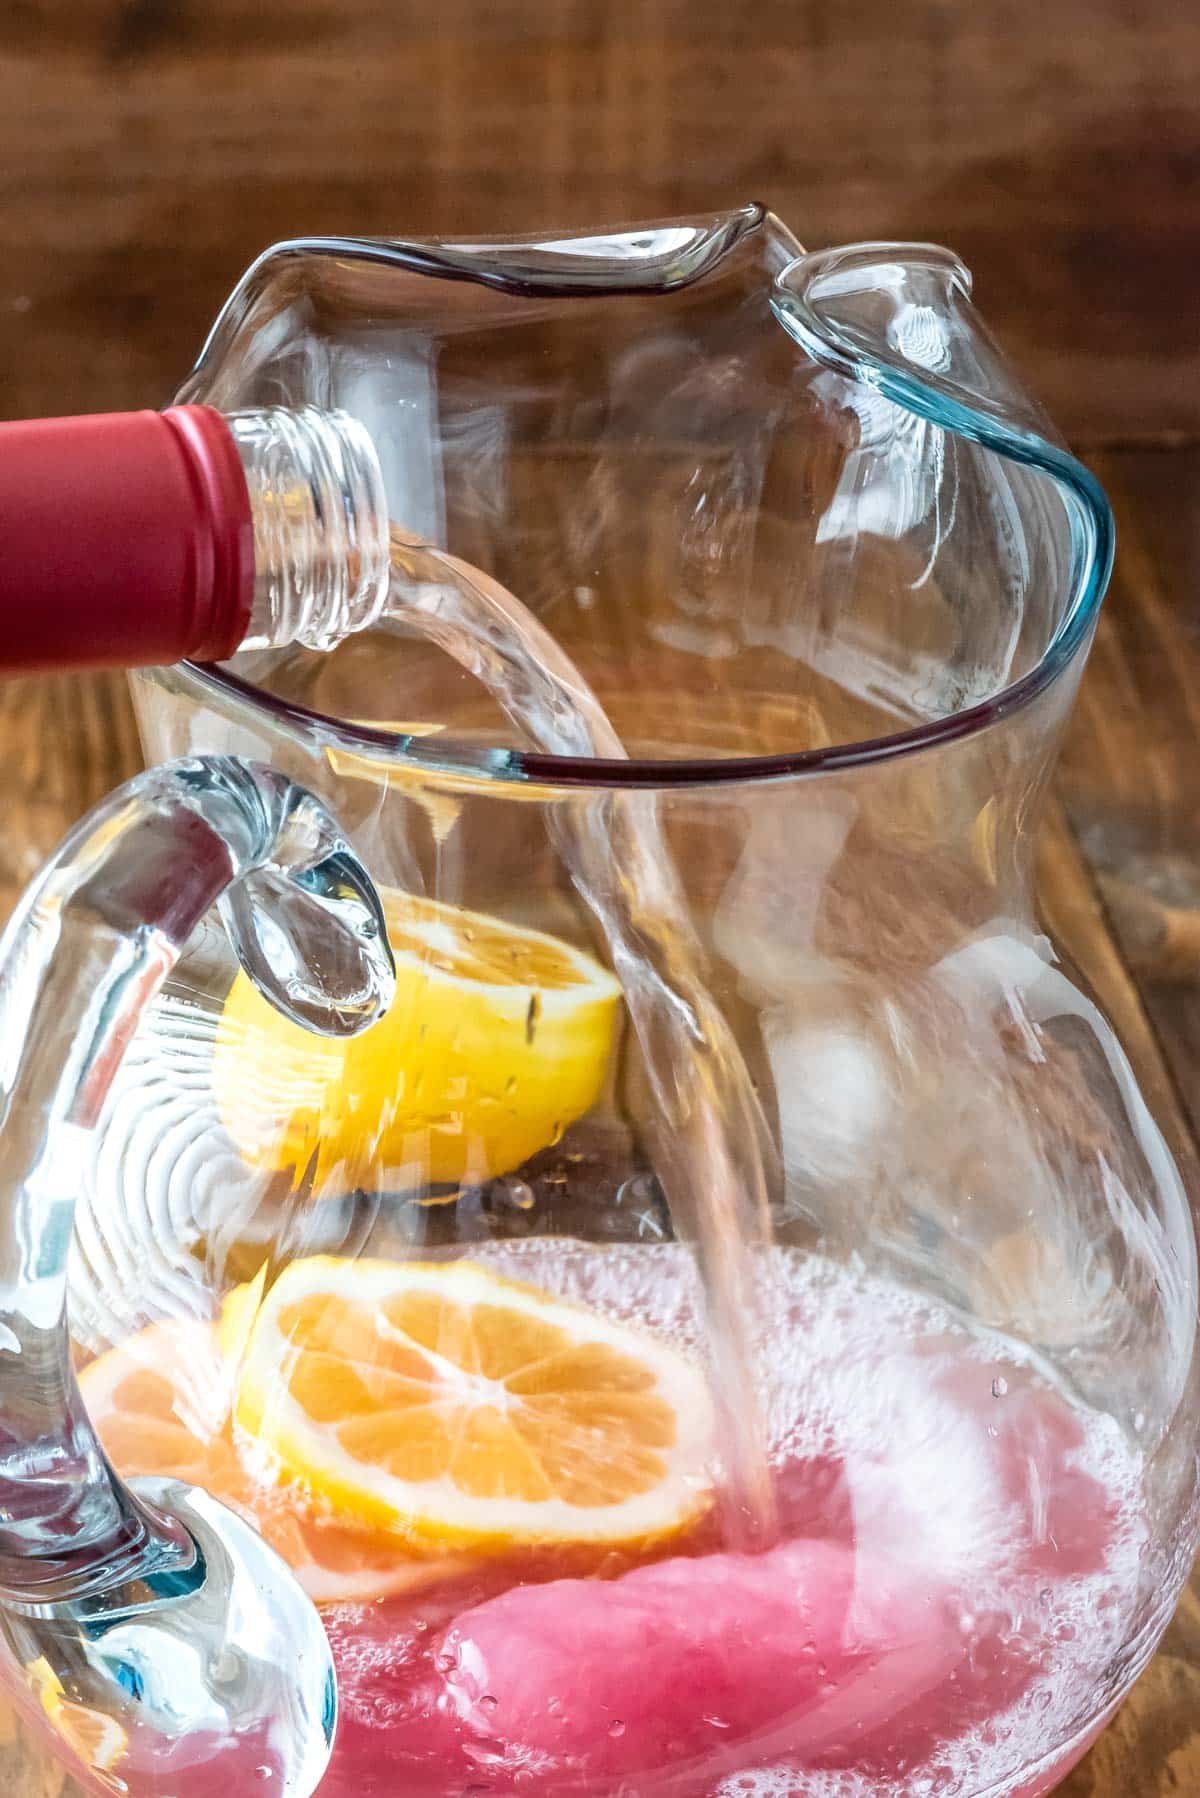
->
[386,526,780,1550]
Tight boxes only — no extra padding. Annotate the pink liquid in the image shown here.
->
[314,1244,1147,1798]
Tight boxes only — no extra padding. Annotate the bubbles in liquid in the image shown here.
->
[490,1176,534,1213]
[323,1243,1150,1798]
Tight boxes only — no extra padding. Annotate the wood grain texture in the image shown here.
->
[1056,449,1200,1151]
[0,671,142,917]
[0,0,1199,436]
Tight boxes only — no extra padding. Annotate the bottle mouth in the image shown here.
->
[229,406,392,653]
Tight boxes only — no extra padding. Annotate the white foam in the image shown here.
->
[467,1240,1156,1797]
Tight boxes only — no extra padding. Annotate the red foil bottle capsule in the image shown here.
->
[0,405,388,674]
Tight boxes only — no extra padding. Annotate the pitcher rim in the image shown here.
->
[177,600,1101,791]
[176,212,1114,791]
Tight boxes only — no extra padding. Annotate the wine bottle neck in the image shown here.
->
[229,406,391,653]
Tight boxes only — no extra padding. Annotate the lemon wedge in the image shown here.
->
[235,1256,713,1551]
[214,891,621,1192]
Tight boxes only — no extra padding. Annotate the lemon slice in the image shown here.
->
[235,1256,714,1551]
[216,1265,267,1364]
[27,1656,127,1776]
[80,1301,470,1605]
[214,891,621,1192]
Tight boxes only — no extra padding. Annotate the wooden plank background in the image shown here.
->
[1,0,1199,438]
[1,3,1199,1793]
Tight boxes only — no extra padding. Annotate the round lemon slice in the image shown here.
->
[80,1301,469,1605]
[235,1256,714,1551]
[214,891,621,1191]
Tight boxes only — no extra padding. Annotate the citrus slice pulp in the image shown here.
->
[26,1656,128,1778]
[214,891,621,1191]
[79,1303,468,1605]
[236,1256,713,1551]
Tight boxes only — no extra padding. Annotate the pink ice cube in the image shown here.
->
[439,1537,962,1786]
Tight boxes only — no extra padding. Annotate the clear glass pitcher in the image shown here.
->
[1,207,1196,1798]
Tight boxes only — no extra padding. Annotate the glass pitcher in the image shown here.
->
[0,207,1195,1798]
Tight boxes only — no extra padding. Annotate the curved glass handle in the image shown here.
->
[0,756,394,1794]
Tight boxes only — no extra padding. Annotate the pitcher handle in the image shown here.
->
[0,755,395,1794]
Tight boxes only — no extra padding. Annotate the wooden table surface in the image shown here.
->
[1,3,1198,1791]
